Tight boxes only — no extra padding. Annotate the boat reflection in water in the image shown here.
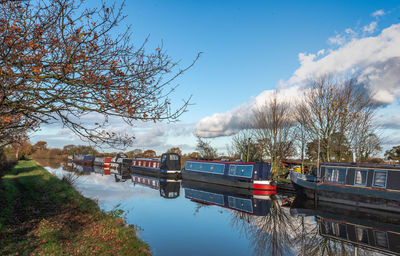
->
[291,198,400,256]
[93,165,104,174]
[74,163,94,174]
[131,174,181,199]
[113,167,131,182]
[62,162,93,175]
[183,180,275,216]
[182,180,303,256]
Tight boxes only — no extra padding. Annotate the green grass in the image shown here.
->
[275,177,291,183]
[0,160,150,256]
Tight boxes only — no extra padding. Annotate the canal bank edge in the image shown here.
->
[0,159,150,255]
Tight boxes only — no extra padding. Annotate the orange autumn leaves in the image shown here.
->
[0,0,194,147]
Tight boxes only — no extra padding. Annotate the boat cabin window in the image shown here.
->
[354,169,368,186]
[169,154,179,161]
[374,230,389,248]
[323,221,347,239]
[325,167,347,184]
[373,170,388,188]
[355,226,369,244]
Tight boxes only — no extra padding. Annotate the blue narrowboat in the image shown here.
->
[131,173,181,199]
[182,180,273,216]
[290,162,400,213]
[182,160,276,191]
[130,153,181,178]
[73,154,95,166]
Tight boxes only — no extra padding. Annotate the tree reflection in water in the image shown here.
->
[230,196,379,256]
[231,196,296,256]
[34,158,62,169]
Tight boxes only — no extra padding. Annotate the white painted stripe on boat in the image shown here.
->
[166,170,180,173]
[253,195,271,200]
[253,180,271,185]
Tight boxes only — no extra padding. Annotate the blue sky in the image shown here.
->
[32,0,400,155]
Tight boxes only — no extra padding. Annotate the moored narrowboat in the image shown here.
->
[93,157,105,166]
[73,154,95,165]
[130,153,181,178]
[117,157,133,169]
[182,160,276,191]
[104,157,112,167]
[81,155,95,165]
[110,153,129,171]
[182,180,273,215]
[290,162,400,213]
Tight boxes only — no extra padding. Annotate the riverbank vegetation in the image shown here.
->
[0,160,149,255]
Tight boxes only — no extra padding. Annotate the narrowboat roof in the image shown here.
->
[321,162,400,170]
[134,158,160,161]
[186,159,258,164]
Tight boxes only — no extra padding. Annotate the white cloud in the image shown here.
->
[317,49,325,56]
[382,136,400,146]
[376,115,400,130]
[345,28,356,35]
[196,23,400,138]
[363,21,377,33]
[328,34,346,45]
[195,86,301,138]
[287,23,400,94]
[372,9,385,17]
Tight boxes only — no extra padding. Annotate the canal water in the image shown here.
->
[37,159,398,256]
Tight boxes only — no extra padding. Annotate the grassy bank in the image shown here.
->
[0,160,150,255]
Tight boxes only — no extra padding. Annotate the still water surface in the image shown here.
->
[38,159,399,256]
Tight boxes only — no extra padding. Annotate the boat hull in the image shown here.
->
[182,170,276,191]
[290,171,400,213]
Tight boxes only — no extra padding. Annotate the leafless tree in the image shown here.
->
[228,129,264,161]
[195,136,218,160]
[230,198,298,256]
[253,91,296,174]
[293,123,308,172]
[296,76,380,162]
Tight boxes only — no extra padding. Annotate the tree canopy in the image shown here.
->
[385,145,400,161]
[0,0,198,148]
[196,136,218,160]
